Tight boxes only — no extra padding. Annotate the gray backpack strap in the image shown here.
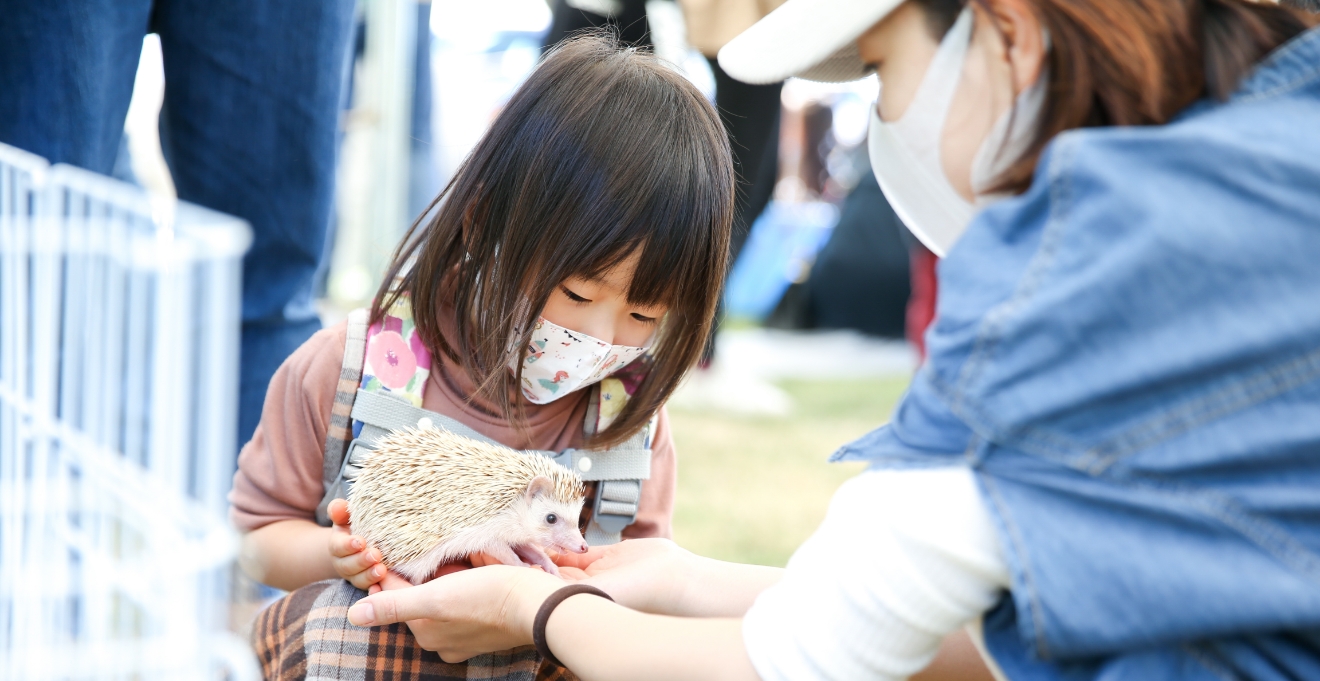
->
[316,309,371,526]
[578,386,653,546]
[350,389,503,449]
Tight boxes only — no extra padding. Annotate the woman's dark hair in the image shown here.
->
[914,0,1318,193]
[372,34,734,447]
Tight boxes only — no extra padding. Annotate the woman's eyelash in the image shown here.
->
[561,286,590,303]
[631,313,658,325]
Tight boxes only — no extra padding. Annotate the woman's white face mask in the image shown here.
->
[868,7,1046,257]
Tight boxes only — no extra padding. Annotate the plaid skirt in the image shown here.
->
[252,579,578,681]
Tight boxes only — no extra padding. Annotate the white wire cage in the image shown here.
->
[0,142,258,680]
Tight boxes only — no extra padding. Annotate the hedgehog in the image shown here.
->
[347,428,588,584]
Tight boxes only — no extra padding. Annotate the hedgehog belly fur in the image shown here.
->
[391,520,518,583]
[347,428,585,581]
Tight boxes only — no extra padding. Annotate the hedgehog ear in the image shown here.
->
[525,476,554,501]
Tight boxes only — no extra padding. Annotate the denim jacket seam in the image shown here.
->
[939,138,1084,466]
[1077,345,1320,474]
[961,432,981,465]
[955,137,1078,413]
[1113,473,1320,581]
[1233,29,1320,104]
[928,368,1086,464]
[1180,644,1240,681]
[978,473,1053,661]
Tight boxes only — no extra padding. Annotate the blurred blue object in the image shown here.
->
[0,0,357,451]
[725,200,839,320]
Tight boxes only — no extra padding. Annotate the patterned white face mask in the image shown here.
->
[508,317,649,404]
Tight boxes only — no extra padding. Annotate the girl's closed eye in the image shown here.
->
[561,286,590,304]
[630,312,658,325]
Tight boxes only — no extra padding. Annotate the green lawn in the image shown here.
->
[668,377,910,567]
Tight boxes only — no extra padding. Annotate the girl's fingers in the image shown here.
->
[377,570,414,591]
[467,552,501,568]
[327,499,352,527]
[329,531,366,558]
[346,562,387,591]
[335,548,383,577]
[434,562,470,579]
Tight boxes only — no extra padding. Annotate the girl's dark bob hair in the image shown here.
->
[372,34,735,447]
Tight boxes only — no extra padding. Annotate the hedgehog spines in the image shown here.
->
[346,428,585,570]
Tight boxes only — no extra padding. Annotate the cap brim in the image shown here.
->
[717,0,904,84]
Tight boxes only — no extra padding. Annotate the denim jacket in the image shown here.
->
[834,26,1320,681]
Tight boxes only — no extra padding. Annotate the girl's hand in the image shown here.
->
[553,538,699,615]
[327,499,386,591]
[348,564,563,662]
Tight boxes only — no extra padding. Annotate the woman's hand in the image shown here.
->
[348,564,563,662]
[557,538,782,618]
[553,538,700,615]
[326,499,386,591]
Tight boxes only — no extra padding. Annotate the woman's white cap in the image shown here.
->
[718,0,906,84]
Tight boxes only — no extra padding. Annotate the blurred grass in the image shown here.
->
[668,376,910,567]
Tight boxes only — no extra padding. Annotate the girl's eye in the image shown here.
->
[561,286,590,303]
[630,313,657,325]
[546,513,558,525]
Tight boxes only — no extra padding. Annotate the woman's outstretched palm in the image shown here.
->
[554,538,699,615]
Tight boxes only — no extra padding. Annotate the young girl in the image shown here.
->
[230,35,733,679]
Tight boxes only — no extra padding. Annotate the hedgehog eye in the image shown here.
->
[545,513,558,525]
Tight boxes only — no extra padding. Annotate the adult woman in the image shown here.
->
[345,0,1320,679]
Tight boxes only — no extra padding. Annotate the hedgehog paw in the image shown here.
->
[512,544,559,576]
[483,544,526,569]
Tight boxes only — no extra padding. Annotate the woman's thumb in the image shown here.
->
[349,569,419,625]
[348,592,410,627]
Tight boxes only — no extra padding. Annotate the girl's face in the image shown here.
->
[540,251,667,347]
[858,0,1047,200]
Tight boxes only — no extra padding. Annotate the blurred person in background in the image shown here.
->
[0,0,357,450]
[766,167,915,339]
[343,1,1320,679]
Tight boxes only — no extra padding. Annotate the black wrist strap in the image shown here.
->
[532,584,614,668]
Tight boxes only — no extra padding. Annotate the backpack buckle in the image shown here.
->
[592,480,641,534]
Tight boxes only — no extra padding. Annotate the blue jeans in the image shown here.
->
[0,0,357,450]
